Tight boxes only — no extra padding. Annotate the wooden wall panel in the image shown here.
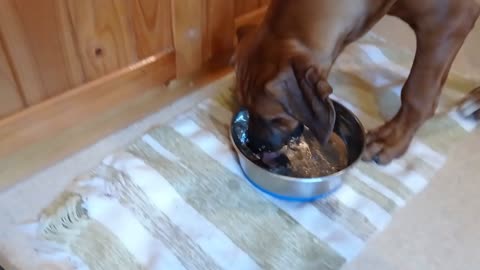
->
[131,0,174,59]
[0,0,269,119]
[55,0,87,88]
[13,0,84,97]
[0,0,47,106]
[171,0,205,76]
[172,0,235,76]
[65,0,137,81]
[202,0,235,62]
[0,39,24,117]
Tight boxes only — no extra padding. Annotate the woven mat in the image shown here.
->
[6,34,479,270]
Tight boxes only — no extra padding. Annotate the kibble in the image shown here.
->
[268,128,348,178]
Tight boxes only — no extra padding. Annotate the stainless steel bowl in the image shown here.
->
[230,100,366,202]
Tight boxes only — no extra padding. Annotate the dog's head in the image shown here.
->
[233,25,336,153]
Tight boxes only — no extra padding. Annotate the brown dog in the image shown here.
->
[233,0,480,164]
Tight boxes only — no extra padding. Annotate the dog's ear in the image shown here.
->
[266,66,336,145]
[236,24,257,41]
[231,24,257,66]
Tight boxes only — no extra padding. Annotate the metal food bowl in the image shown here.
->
[230,100,366,202]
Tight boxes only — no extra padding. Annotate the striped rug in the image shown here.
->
[10,34,479,270]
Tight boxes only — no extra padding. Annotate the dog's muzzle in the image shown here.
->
[247,124,304,154]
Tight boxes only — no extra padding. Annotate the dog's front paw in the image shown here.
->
[362,119,415,165]
[458,87,480,120]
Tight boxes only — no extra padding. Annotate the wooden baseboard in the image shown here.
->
[0,49,235,190]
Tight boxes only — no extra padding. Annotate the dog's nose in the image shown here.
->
[291,124,304,139]
[247,136,276,153]
[248,127,304,154]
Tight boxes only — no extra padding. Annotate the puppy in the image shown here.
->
[233,0,480,164]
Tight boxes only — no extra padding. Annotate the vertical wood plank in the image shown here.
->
[55,0,87,88]
[13,0,85,96]
[0,38,24,118]
[65,0,137,81]
[172,0,235,76]
[0,0,46,105]
[203,0,235,62]
[171,0,205,76]
[131,0,174,59]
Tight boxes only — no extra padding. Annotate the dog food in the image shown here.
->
[268,127,348,178]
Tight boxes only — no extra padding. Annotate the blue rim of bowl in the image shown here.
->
[243,172,342,202]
